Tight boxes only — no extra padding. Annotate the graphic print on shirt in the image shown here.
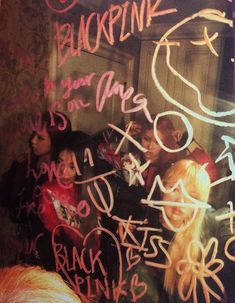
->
[47,189,80,228]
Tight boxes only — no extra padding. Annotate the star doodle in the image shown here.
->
[123,153,150,186]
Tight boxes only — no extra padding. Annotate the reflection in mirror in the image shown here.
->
[0,1,234,303]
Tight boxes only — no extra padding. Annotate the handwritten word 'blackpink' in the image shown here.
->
[52,225,148,303]
[52,0,177,66]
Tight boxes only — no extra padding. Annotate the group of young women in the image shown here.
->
[0,110,234,303]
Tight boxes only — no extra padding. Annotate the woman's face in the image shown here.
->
[141,129,163,164]
[57,150,77,185]
[162,183,195,228]
[30,129,51,157]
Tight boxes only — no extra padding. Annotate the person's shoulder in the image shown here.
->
[41,180,59,191]
[205,206,230,218]
[15,153,29,163]
[203,206,232,238]
[1,155,30,185]
[8,155,28,171]
[204,207,228,226]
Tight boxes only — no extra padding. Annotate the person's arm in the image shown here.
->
[40,185,61,233]
[101,175,148,221]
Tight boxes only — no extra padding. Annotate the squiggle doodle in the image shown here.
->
[211,135,235,187]
[215,135,235,179]
[151,9,235,126]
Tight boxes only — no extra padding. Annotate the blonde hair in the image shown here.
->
[162,159,210,294]
[0,265,81,303]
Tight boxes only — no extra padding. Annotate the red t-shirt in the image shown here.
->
[40,180,100,251]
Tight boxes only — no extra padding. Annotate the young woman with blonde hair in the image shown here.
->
[161,159,211,296]
[123,159,234,303]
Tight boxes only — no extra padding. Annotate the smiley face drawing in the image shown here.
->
[151,9,234,128]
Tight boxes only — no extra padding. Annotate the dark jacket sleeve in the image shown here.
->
[202,207,235,302]
[103,174,148,220]
[0,160,27,210]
